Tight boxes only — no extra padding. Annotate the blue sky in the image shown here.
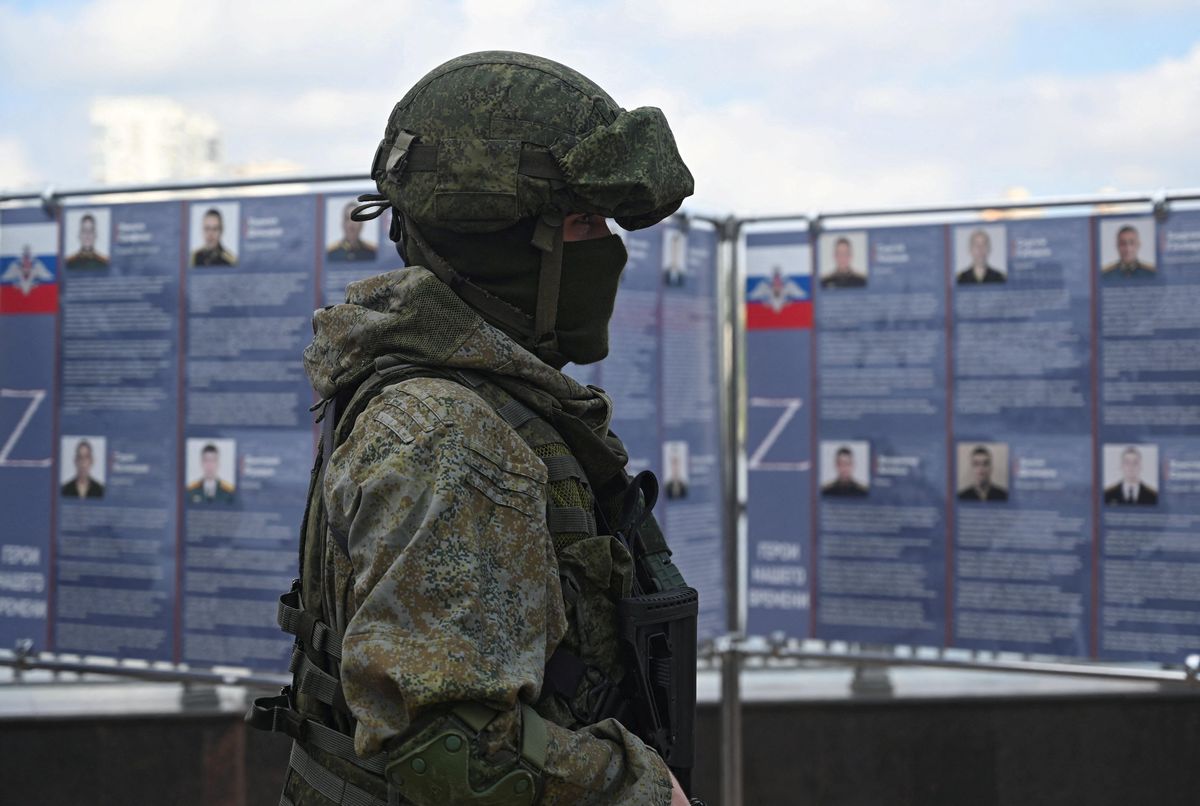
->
[2,0,1198,215]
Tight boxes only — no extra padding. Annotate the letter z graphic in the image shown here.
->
[0,389,51,468]
[747,397,810,472]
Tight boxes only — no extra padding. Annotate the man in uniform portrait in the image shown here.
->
[958,445,1008,501]
[664,443,689,500]
[191,208,236,267]
[61,439,104,499]
[187,443,235,503]
[957,229,1005,284]
[1103,445,1158,505]
[327,200,378,262]
[821,445,868,496]
[821,237,867,288]
[1102,225,1155,279]
[65,214,110,269]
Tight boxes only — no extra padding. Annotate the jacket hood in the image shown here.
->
[304,267,610,423]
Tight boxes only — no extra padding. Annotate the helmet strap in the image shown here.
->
[531,210,566,366]
[402,215,533,339]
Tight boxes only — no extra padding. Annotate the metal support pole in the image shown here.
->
[718,215,744,806]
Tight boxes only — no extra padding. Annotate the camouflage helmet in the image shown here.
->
[355,51,694,365]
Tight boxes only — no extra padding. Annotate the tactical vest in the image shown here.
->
[247,355,698,806]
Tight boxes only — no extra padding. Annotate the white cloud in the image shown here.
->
[0,137,38,191]
[1,1,1198,213]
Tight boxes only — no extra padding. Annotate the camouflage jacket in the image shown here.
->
[303,267,673,805]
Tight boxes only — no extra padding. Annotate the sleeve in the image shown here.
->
[325,381,673,805]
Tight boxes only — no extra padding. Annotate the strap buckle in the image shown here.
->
[245,690,308,742]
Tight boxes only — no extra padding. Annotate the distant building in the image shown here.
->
[90,97,222,185]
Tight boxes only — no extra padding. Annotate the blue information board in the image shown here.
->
[743,229,814,636]
[1,195,727,670]
[0,206,58,651]
[1097,211,1200,662]
[54,202,182,660]
[744,212,1200,664]
[814,225,948,647]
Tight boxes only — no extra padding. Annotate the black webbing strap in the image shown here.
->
[247,694,387,776]
[401,143,564,181]
[495,398,539,429]
[547,506,596,535]
[540,454,586,484]
[287,742,387,806]
[291,646,352,716]
[531,212,565,364]
[278,588,343,661]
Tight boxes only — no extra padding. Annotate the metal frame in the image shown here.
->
[0,174,370,206]
[10,175,1200,805]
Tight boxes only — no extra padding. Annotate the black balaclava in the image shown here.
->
[406,218,628,367]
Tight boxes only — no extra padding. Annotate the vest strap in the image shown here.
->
[288,741,387,806]
[278,587,344,661]
[540,454,586,484]
[291,646,352,716]
[547,506,596,535]
[495,398,539,429]
[247,693,388,776]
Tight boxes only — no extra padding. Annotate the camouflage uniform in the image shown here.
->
[256,50,695,806]
[292,266,670,803]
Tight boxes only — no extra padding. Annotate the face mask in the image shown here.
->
[554,234,628,365]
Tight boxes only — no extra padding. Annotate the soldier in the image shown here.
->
[249,52,698,806]
[60,439,104,498]
[186,443,235,504]
[956,229,1005,284]
[1101,225,1155,279]
[327,200,378,262]
[191,208,236,267]
[821,445,868,497]
[1103,445,1158,505]
[65,213,110,269]
[958,445,1008,502]
[820,237,867,288]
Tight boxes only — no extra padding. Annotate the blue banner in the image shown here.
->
[0,206,58,651]
[744,229,814,636]
[53,202,182,660]
[180,196,314,669]
[813,225,948,646]
[950,217,1094,656]
[1097,210,1200,663]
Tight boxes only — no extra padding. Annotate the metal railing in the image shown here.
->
[8,175,1200,806]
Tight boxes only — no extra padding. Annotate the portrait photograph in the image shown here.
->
[63,208,111,270]
[60,435,106,499]
[662,226,688,288]
[662,440,690,500]
[1099,217,1156,279]
[818,230,869,289]
[1102,443,1159,506]
[819,439,870,497]
[324,195,379,263]
[956,442,1009,502]
[185,437,238,504]
[188,201,240,268]
[954,223,1007,285]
